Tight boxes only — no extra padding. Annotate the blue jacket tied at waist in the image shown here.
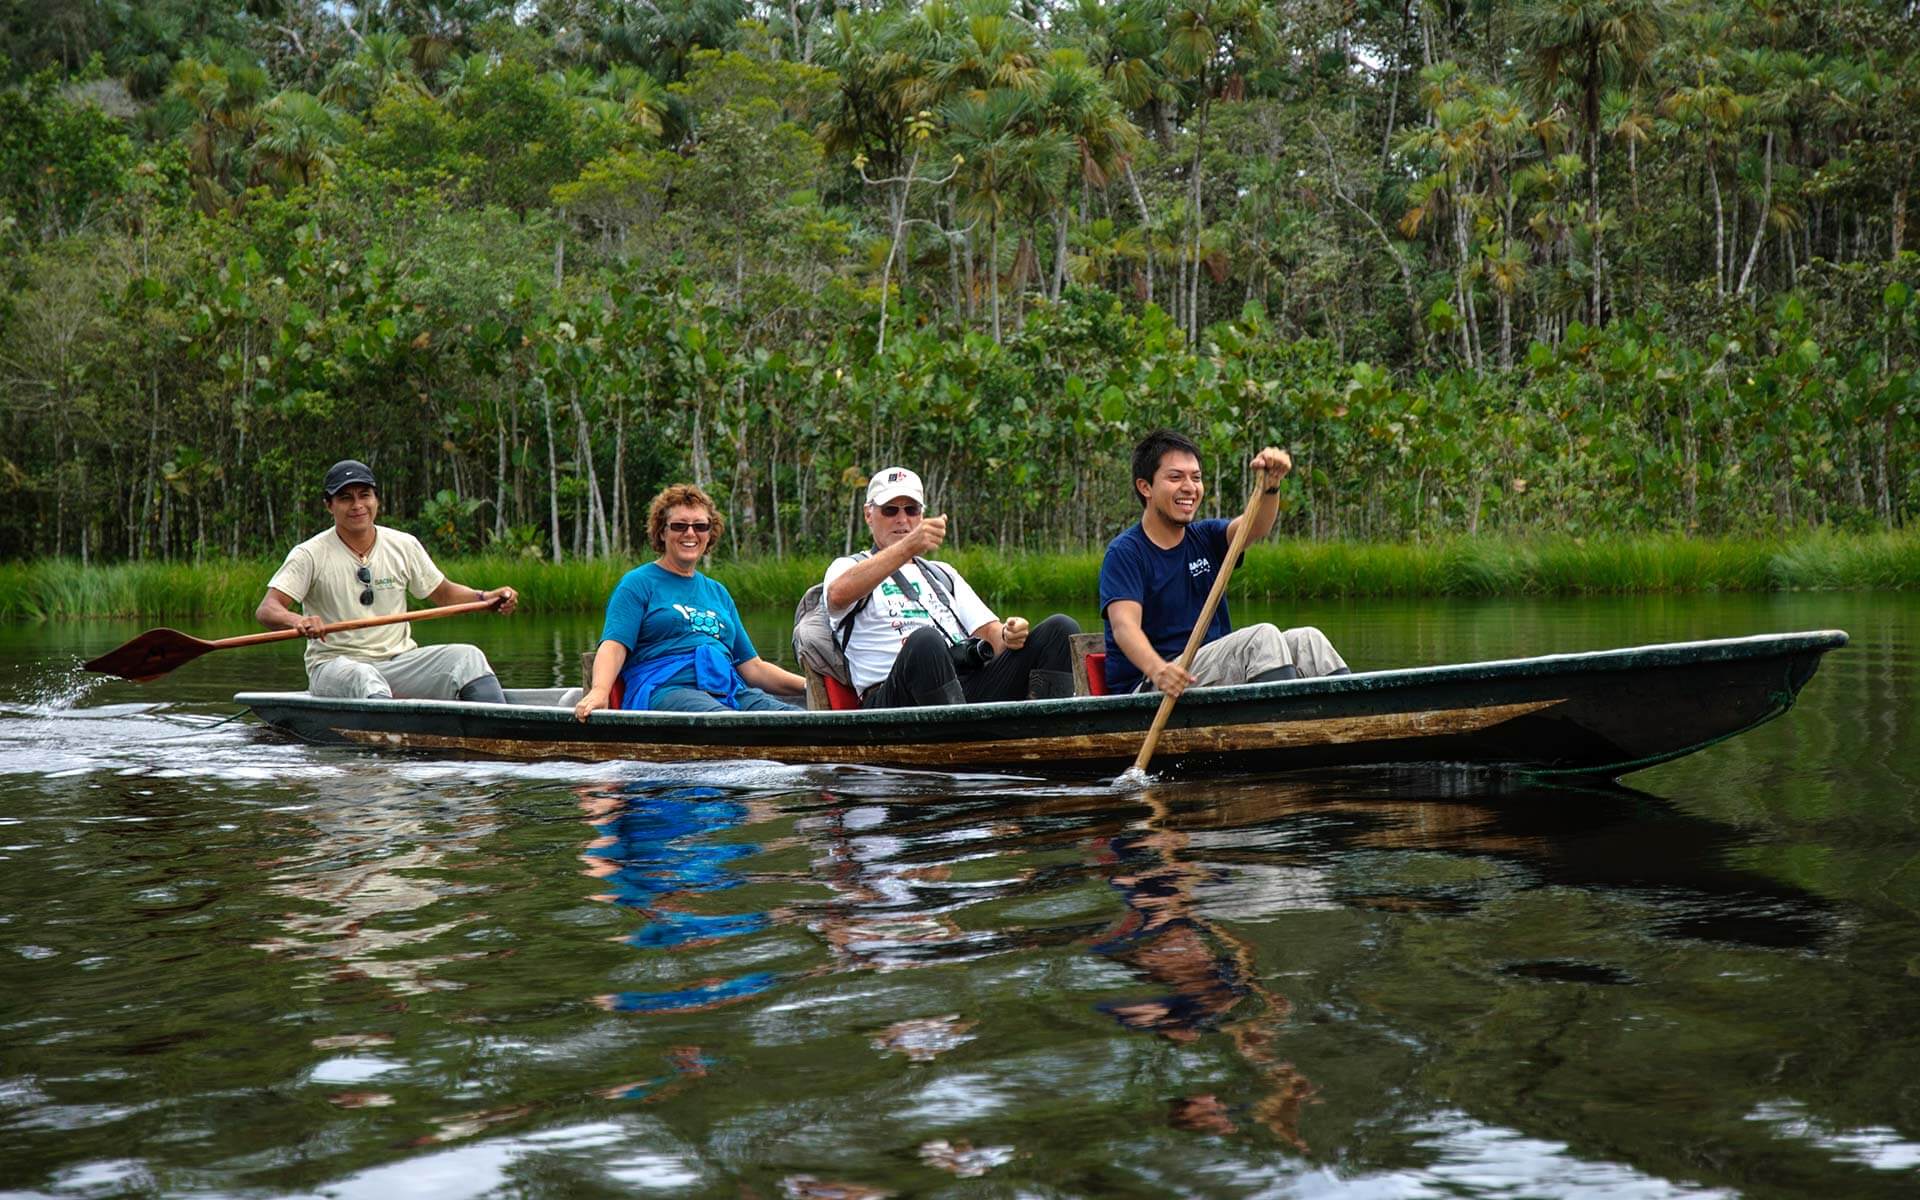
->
[618,643,745,710]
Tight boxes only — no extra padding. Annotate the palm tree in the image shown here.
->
[818,6,926,180]
[904,0,1048,110]
[625,0,749,83]
[594,65,677,142]
[1039,47,1142,299]
[1159,0,1273,340]
[1066,0,1178,302]
[166,53,270,214]
[942,88,1075,341]
[435,52,490,103]
[320,29,423,112]
[1516,0,1669,320]
[255,90,347,188]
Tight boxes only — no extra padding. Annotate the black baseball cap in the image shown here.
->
[323,459,378,498]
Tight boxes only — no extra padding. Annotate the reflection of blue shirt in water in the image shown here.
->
[600,563,757,708]
[1091,833,1248,1034]
[584,784,779,1014]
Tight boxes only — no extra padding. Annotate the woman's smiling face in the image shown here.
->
[658,504,714,574]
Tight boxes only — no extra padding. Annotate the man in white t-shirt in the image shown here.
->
[823,467,1079,708]
[254,459,520,702]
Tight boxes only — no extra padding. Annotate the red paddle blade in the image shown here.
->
[81,628,217,683]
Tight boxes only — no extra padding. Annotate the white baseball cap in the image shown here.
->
[865,467,925,507]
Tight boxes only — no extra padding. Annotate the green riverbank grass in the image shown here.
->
[3,532,1915,620]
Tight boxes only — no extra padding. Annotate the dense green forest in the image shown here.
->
[2,0,1916,565]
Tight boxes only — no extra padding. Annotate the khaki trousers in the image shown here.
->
[1148,623,1347,690]
[307,643,494,700]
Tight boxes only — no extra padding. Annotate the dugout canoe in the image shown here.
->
[233,630,1846,780]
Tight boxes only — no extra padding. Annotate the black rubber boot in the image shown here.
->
[1027,669,1075,700]
[1329,666,1352,676]
[458,673,507,703]
[1250,664,1301,684]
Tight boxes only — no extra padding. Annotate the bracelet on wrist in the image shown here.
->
[1261,485,1280,495]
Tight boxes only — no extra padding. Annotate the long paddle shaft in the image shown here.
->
[1126,467,1271,779]
[82,597,504,683]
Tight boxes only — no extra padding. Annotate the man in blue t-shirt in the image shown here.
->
[1099,430,1349,696]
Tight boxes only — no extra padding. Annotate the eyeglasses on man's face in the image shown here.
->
[666,520,713,534]
[876,503,921,518]
[355,565,374,605]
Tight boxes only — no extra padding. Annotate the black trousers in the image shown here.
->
[860,614,1081,709]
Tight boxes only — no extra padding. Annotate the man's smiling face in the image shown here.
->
[1139,451,1203,527]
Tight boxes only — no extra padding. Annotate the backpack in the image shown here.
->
[792,550,874,686]
[792,581,859,686]
[790,553,964,686]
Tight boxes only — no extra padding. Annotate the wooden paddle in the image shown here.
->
[1117,464,1272,787]
[82,597,504,683]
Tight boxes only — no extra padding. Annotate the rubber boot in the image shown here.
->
[458,673,507,704]
[1250,664,1301,684]
[1026,669,1075,700]
[1329,667,1352,676]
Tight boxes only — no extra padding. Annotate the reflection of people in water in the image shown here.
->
[1091,793,1315,1148]
[254,775,498,995]
[799,801,976,972]
[577,781,783,1015]
[598,1045,712,1103]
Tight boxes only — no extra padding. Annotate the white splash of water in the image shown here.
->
[17,664,113,714]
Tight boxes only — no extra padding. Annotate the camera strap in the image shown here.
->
[887,559,969,645]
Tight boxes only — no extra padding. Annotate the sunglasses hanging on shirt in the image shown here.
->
[355,565,374,605]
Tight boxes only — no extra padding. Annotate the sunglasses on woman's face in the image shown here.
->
[877,503,921,518]
[666,521,713,534]
[355,565,374,605]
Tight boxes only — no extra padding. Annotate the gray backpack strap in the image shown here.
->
[831,550,874,653]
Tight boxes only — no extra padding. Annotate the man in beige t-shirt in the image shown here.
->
[256,459,519,701]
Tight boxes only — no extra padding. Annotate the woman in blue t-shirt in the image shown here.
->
[573,484,804,717]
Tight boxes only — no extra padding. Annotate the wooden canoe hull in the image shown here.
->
[235,631,1846,779]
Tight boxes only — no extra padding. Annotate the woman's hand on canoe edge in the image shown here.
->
[574,687,611,722]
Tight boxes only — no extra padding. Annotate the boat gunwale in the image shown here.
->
[233,629,1849,730]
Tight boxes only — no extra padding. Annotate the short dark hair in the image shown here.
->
[1130,429,1203,506]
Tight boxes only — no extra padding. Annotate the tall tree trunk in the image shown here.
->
[1708,158,1727,299]
[1051,212,1068,301]
[1380,0,1410,171]
[540,380,562,562]
[1894,176,1910,258]
[1188,96,1210,344]
[1736,130,1774,298]
[494,408,507,541]
[989,217,1002,343]
[875,146,920,355]
[1499,291,1513,370]
[1124,161,1153,305]
[613,396,626,553]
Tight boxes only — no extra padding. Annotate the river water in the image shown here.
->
[1,594,1916,1199]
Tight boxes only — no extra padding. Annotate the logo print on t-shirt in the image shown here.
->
[672,603,727,640]
[1188,555,1212,578]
